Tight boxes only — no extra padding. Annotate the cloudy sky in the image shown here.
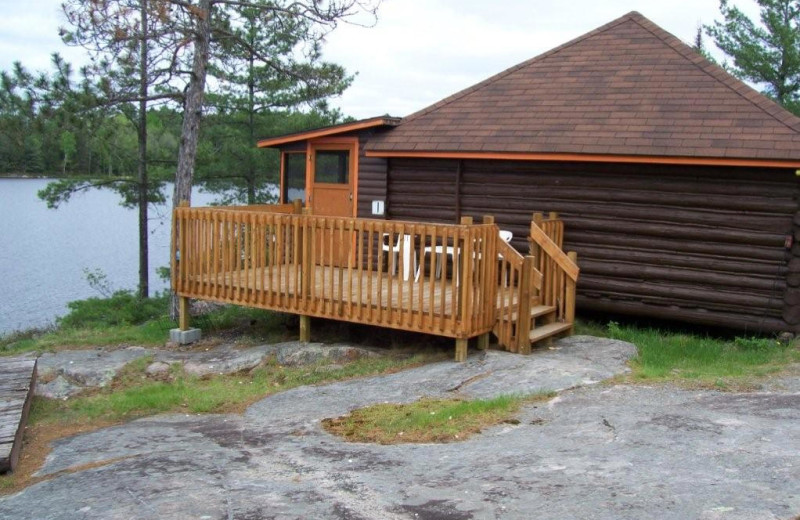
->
[0,0,761,119]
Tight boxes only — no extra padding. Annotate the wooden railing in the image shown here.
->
[172,206,499,356]
[493,239,543,352]
[221,201,301,214]
[528,213,579,330]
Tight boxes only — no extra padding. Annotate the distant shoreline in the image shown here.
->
[0,173,53,179]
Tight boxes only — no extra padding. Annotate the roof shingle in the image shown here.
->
[366,12,800,162]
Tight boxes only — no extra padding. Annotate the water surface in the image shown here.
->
[0,178,241,334]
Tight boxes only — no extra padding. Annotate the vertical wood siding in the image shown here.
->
[387,158,799,333]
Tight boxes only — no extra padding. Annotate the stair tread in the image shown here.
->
[499,305,556,322]
[529,321,573,343]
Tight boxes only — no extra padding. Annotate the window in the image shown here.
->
[314,150,349,184]
[283,153,306,203]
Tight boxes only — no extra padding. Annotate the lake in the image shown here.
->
[0,178,247,335]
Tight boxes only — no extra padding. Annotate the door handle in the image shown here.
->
[349,193,353,201]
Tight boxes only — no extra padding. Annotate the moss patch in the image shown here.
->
[322,392,555,444]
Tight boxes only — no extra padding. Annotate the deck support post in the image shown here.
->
[299,315,311,342]
[170,295,201,344]
[455,338,468,362]
[179,296,190,331]
[476,333,490,350]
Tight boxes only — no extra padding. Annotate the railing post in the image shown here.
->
[565,251,578,329]
[453,216,473,361]
[482,214,498,342]
[517,255,535,355]
[299,207,313,342]
[457,216,473,325]
[530,212,543,257]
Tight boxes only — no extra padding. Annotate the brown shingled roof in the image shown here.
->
[365,11,800,163]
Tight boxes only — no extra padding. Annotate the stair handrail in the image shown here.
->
[528,215,579,329]
[529,221,579,282]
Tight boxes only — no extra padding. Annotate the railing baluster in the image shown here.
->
[367,222,375,323]
[356,220,364,321]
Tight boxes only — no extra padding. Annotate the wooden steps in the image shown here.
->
[529,321,573,344]
[0,356,37,474]
[504,304,555,322]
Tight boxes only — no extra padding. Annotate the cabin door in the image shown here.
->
[308,140,357,266]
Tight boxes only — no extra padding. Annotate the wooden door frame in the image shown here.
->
[306,137,359,217]
[279,150,307,205]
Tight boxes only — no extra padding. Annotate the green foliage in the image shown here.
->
[34,350,443,423]
[82,267,114,297]
[57,291,168,329]
[706,0,800,114]
[323,392,555,444]
[0,321,172,355]
[601,320,799,382]
[0,54,111,175]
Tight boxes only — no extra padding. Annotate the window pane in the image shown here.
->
[314,151,349,184]
[283,153,306,203]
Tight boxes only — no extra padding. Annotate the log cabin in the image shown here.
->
[172,11,800,360]
[255,11,800,335]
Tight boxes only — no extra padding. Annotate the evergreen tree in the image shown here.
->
[706,0,800,114]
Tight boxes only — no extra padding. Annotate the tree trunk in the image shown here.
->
[173,0,211,206]
[137,0,150,299]
[247,46,256,205]
[171,0,212,318]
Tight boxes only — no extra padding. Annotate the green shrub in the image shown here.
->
[733,336,776,351]
[58,291,168,328]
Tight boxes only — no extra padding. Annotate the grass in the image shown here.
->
[574,319,800,388]
[0,347,447,494]
[0,297,294,357]
[35,349,446,422]
[0,321,174,355]
[322,392,555,444]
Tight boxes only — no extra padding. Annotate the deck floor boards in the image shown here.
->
[195,264,517,317]
[0,356,37,473]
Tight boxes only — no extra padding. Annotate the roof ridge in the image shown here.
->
[627,13,800,134]
[398,11,644,125]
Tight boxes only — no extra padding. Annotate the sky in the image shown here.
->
[0,0,762,120]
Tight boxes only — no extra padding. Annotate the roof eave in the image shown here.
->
[364,150,800,169]
[257,116,400,148]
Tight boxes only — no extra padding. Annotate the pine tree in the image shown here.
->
[705,0,800,115]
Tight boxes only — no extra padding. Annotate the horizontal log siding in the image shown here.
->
[388,159,459,223]
[357,141,388,219]
[387,158,798,333]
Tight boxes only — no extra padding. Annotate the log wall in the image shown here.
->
[356,138,389,220]
[386,158,799,333]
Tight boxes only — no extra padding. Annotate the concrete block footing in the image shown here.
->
[170,328,202,345]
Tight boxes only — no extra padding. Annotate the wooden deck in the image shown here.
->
[173,207,579,359]
[0,356,37,473]
[190,264,519,329]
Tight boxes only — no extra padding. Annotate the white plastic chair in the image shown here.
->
[499,230,513,248]
[416,229,513,284]
[382,233,414,281]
